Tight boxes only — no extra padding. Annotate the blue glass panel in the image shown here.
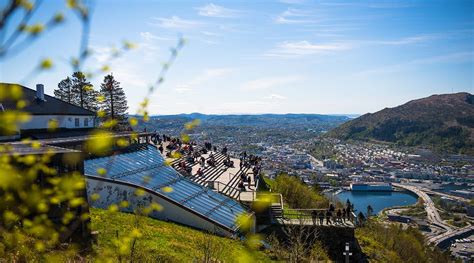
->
[84,144,247,230]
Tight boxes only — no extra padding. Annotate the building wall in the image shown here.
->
[86,178,235,237]
[20,115,96,130]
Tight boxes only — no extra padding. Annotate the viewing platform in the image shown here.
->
[84,143,253,237]
[163,142,258,203]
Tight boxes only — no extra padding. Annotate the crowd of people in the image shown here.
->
[237,151,262,192]
[309,203,354,226]
[152,134,262,193]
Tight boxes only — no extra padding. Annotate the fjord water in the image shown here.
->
[336,191,418,216]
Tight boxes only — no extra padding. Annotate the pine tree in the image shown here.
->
[54,77,73,103]
[99,74,128,120]
[71,71,98,111]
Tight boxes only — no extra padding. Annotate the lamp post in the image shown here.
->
[343,242,352,263]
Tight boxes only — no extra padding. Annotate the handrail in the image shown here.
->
[256,193,283,207]
[208,180,257,202]
[282,208,356,224]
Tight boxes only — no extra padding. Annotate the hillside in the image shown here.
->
[43,208,272,262]
[137,113,349,130]
[328,92,474,155]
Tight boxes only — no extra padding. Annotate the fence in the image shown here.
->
[282,208,357,225]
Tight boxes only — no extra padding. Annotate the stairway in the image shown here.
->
[270,203,283,219]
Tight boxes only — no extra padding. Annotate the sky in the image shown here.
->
[1,0,473,115]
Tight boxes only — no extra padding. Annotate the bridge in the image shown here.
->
[392,183,474,249]
[420,187,470,203]
[427,225,474,248]
[392,183,453,231]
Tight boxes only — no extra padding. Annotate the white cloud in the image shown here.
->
[175,86,193,94]
[265,40,351,58]
[197,3,241,18]
[367,35,438,46]
[174,68,235,93]
[201,31,221,36]
[355,51,474,77]
[279,0,305,4]
[152,16,202,29]
[140,32,174,41]
[241,75,303,90]
[274,8,317,24]
[264,93,287,100]
[90,46,111,64]
[319,2,414,8]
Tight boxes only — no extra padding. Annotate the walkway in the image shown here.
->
[277,217,355,228]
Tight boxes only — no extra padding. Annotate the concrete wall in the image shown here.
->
[86,177,235,237]
[20,115,96,130]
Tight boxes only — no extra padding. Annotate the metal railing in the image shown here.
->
[282,208,357,225]
[208,180,243,201]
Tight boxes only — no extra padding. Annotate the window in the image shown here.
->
[84,118,89,127]
[75,118,79,127]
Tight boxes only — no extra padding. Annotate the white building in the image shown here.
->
[1,83,97,141]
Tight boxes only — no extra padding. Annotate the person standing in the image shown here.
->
[311,210,318,225]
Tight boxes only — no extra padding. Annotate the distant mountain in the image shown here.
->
[149,113,350,126]
[327,92,474,155]
[132,113,350,140]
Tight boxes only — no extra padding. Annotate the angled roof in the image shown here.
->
[0,83,95,116]
[0,143,80,155]
[84,144,248,232]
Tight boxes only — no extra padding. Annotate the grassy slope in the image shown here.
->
[355,222,452,263]
[48,208,272,262]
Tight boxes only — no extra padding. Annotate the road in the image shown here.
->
[420,187,470,203]
[393,183,453,231]
[427,225,474,246]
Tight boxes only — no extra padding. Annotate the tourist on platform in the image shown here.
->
[254,174,259,187]
[246,175,251,187]
[241,173,247,181]
[158,145,164,154]
[238,180,245,191]
[197,168,204,177]
[179,160,186,170]
[329,203,335,213]
[346,206,353,222]
[311,210,318,225]
[222,146,227,155]
[185,166,192,175]
[326,210,332,225]
[318,211,324,225]
[336,209,342,224]
[342,208,347,222]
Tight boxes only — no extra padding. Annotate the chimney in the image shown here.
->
[36,84,45,101]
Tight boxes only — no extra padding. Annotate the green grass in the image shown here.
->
[261,176,274,191]
[48,208,273,262]
[355,221,452,263]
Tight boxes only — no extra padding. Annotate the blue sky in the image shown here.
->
[1,0,473,115]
